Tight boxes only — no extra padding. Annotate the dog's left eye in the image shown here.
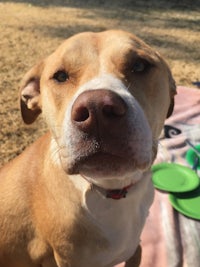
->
[53,70,69,83]
[132,59,151,73]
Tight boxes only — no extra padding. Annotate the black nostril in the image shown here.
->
[72,106,90,122]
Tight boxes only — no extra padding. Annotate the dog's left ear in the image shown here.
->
[20,61,44,124]
[166,70,176,118]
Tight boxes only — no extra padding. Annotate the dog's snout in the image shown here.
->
[71,89,127,133]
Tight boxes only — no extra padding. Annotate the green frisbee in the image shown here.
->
[186,144,200,170]
[152,162,200,193]
[169,185,200,220]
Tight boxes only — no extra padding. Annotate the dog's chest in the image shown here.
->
[82,188,144,266]
[68,173,153,266]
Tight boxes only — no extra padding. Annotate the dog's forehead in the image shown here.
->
[53,30,157,61]
[43,30,162,81]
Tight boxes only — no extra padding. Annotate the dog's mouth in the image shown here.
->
[78,151,126,170]
[54,125,153,182]
[67,150,123,173]
[65,147,152,180]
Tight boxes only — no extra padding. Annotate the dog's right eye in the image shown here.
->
[53,71,69,83]
[131,59,152,74]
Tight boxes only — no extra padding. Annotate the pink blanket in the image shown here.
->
[141,86,200,267]
[116,86,200,267]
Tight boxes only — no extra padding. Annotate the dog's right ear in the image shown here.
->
[20,61,44,124]
[166,68,177,118]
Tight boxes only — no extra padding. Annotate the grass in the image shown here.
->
[0,0,199,166]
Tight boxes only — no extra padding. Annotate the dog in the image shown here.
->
[0,30,176,267]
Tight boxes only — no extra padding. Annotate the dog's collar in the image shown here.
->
[93,184,133,200]
[105,184,133,199]
[81,175,133,200]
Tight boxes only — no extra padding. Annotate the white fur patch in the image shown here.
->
[69,171,154,265]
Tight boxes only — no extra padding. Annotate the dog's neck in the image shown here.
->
[68,173,142,201]
[80,174,134,199]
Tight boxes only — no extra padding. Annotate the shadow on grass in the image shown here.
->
[3,0,200,63]
[28,24,108,39]
[2,0,200,10]
[27,23,198,62]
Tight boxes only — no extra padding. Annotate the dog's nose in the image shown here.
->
[71,89,127,133]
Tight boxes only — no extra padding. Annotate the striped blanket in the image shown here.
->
[140,86,200,267]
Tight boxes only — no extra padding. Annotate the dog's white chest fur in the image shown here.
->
[71,172,154,266]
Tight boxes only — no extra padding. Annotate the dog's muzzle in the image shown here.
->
[60,88,152,178]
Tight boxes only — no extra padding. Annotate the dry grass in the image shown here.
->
[0,0,200,166]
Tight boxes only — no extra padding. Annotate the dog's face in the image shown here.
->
[20,30,176,188]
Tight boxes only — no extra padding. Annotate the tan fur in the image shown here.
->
[0,30,176,267]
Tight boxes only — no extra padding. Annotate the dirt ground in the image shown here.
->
[0,0,200,166]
